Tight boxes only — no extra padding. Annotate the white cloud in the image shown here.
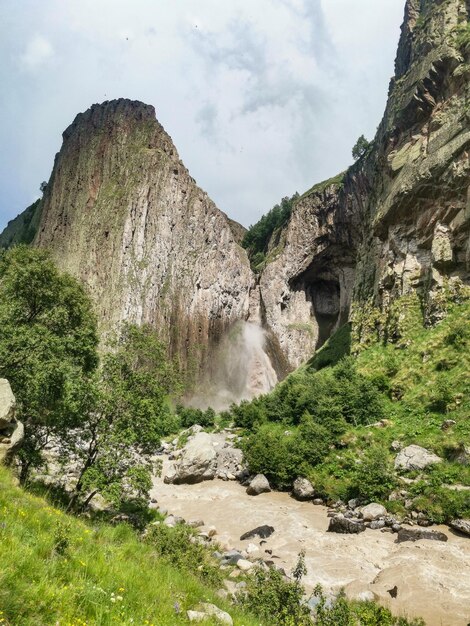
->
[0,0,405,231]
[19,34,54,70]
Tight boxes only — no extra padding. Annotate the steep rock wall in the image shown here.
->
[353,0,470,339]
[258,172,366,368]
[258,0,470,361]
[34,99,253,375]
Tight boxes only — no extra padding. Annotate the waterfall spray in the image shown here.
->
[188,321,278,411]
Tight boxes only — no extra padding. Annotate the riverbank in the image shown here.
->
[151,467,470,626]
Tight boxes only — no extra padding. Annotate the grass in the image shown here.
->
[308,300,470,519]
[0,466,263,626]
[298,172,345,201]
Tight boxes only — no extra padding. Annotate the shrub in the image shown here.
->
[176,405,216,429]
[350,447,396,502]
[352,135,371,161]
[239,555,311,626]
[146,523,222,587]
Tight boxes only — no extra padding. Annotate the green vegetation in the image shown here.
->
[228,298,470,520]
[0,246,99,481]
[0,466,261,626]
[298,172,345,201]
[0,200,43,249]
[352,135,371,161]
[229,356,384,489]
[64,323,182,512]
[242,193,298,271]
[240,552,424,626]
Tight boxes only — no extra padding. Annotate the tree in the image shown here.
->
[65,324,182,511]
[0,246,98,481]
[352,134,371,161]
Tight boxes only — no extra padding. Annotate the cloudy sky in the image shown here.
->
[0,0,405,231]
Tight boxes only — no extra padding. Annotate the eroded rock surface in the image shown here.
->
[33,99,253,376]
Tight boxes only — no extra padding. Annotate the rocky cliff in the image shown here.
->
[32,99,253,377]
[2,0,469,376]
[256,0,470,363]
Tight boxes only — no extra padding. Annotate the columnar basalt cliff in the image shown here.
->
[2,0,469,376]
[33,100,253,376]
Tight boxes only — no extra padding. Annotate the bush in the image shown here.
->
[350,447,396,502]
[239,555,311,626]
[176,405,216,429]
[242,415,331,489]
[146,523,222,587]
[352,135,371,161]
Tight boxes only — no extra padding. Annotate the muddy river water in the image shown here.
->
[151,471,470,626]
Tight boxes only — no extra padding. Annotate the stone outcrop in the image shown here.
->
[0,379,24,464]
[394,444,442,471]
[33,99,253,375]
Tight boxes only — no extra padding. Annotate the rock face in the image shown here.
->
[0,380,24,464]
[258,0,470,364]
[394,444,442,471]
[33,99,253,376]
[2,1,469,375]
[351,0,470,339]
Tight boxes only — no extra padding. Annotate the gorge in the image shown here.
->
[0,1,470,625]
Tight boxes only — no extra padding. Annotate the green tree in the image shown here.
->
[0,246,98,481]
[352,134,371,161]
[65,324,182,511]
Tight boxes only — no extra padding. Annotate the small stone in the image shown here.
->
[394,445,442,471]
[369,520,386,530]
[237,559,254,571]
[327,516,366,534]
[441,420,456,430]
[313,498,324,505]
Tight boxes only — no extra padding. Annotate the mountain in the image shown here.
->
[19,99,253,378]
[255,0,470,365]
[2,0,469,378]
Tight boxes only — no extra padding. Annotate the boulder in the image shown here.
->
[170,432,217,484]
[292,477,315,500]
[221,550,244,566]
[394,445,442,471]
[327,516,366,534]
[240,525,275,541]
[0,379,16,429]
[236,559,254,571]
[246,474,271,495]
[0,419,24,464]
[396,528,448,543]
[216,446,244,480]
[360,503,387,521]
[188,604,233,625]
[163,462,177,484]
[449,519,470,537]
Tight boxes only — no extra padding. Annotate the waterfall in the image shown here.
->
[188,321,278,411]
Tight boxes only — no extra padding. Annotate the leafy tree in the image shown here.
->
[0,246,98,481]
[65,324,182,511]
[352,134,371,161]
[242,193,299,268]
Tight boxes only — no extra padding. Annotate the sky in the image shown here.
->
[0,0,405,231]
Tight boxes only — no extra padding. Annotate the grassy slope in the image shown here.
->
[0,467,261,626]
[308,300,470,519]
